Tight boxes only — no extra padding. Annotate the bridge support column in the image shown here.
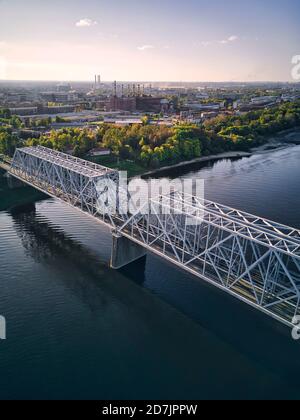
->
[110,231,147,269]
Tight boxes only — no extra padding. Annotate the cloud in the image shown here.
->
[137,45,155,51]
[200,35,239,47]
[76,18,98,28]
[219,35,239,45]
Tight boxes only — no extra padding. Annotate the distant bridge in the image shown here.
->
[8,145,300,327]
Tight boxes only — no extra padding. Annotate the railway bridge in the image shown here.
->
[8,145,300,327]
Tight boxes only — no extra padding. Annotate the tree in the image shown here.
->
[141,115,150,126]
[10,116,22,129]
[102,128,123,160]
[0,108,11,119]
[0,132,20,156]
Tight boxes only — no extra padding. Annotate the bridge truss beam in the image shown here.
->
[119,192,300,326]
[10,146,123,227]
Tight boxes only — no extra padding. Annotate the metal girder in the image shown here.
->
[9,147,300,327]
[119,192,300,326]
[19,145,113,178]
[10,146,123,227]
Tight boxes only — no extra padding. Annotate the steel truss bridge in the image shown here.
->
[9,145,300,327]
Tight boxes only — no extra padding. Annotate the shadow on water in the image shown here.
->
[9,195,148,294]
[9,203,119,313]
[0,170,46,212]
[8,203,289,399]
[119,257,147,286]
[9,203,149,319]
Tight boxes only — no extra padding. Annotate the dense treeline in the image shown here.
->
[0,108,21,156]
[0,127,19,156]
[0,108,55,130]
[1,101,300,169]
[203,100,300,151]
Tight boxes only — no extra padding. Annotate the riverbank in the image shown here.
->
[139,127,300,178]
[254,127,300,151]
[141,151,252,177]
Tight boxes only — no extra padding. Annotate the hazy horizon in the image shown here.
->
[0,79,298,85]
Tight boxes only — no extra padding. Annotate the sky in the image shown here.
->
[0,0,299,82]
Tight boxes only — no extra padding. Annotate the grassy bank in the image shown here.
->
[87,155,145,177]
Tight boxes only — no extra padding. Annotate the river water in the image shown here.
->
[1,145,300,400]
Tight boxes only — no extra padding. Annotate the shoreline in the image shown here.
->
[140,127,300,178]
[141,151,252,177]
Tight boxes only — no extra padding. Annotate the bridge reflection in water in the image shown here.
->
[9,145,300,327]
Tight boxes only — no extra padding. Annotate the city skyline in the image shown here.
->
[0,0,299,82]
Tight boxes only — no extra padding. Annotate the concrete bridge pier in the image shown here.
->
[110,231,147,269]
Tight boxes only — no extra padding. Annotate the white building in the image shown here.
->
[89,148,111,157]
[251,96,278,104]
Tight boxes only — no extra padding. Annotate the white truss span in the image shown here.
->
[9,146,300,327]
[17,146,113,178]
[10,145,123,227]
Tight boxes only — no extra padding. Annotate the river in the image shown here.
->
[1,145,300,400]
